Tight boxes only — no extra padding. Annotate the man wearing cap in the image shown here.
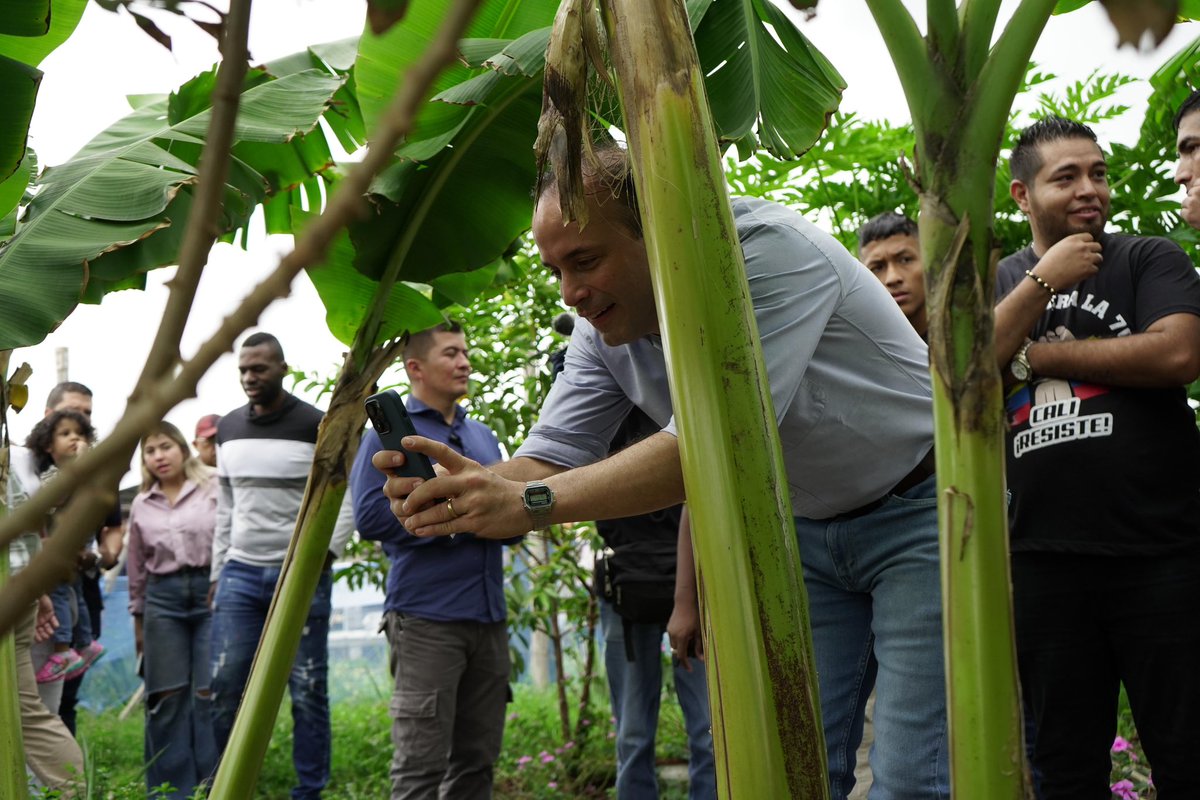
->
[193,415,220,468]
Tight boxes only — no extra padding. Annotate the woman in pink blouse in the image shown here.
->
[126,421,218,799]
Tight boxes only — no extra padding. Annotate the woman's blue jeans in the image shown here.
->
[143,567,217,799]
[793,475,949,800]
[210,560,332,800]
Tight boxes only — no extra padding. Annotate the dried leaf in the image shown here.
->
[367,0,411,35]
[534,0,591,226]
[1099,0,1179,47]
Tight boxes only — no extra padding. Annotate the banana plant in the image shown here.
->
[861,0,1199,796]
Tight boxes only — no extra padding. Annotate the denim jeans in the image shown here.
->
[210,560,332,800]
[144,568,217,800]
[793,474,948,800]
[600,600,717,800]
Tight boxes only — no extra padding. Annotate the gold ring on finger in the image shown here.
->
[446,498,458,519]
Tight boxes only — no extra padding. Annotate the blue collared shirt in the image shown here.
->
[350,396,512,622]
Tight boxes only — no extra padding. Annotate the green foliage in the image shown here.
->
[693,0,846,157]
[71,681,699,798]
[724,60,1198,271]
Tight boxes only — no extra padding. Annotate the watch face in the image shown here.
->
[525,485,553,509]
[1011,360,1030,381]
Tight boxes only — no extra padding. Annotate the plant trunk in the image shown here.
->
[601,0,826,796]
[921,185,1028,799]
[0,352,28,799]
[0,545,26,800]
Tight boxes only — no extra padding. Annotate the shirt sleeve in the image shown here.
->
[328,489,356,558]
[1131,238,1200,330]
[126,502,147,615]
[514,326,634,467]
[211,445,232,582]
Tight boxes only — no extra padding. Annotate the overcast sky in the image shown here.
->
[11,1,1197,482]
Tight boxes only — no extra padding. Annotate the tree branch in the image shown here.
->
[865,0,938,130]
[0,0,487,637]
[965,0,1056,157]
[927,0,961,74]
[959,0,1002,84]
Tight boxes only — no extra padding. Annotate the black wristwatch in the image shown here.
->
[1010,340,1034,382]
[522,481,555,530]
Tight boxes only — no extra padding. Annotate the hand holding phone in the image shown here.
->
[365,390,437,481]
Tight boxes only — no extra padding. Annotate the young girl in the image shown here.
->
[24,409,106,684]
[126,421,218,798]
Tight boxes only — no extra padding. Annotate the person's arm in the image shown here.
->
[375,431,685,540]
[209,457,232,605]
[667,507,703,672]
[994,233,1102,365]
[125,508,147,617]
[99,522,123,570]
[35,594,59,643]
[1025,312,1200,387]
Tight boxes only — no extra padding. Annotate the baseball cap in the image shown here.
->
[195,414,220,439]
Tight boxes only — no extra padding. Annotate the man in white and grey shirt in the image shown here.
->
[209,332,348,800]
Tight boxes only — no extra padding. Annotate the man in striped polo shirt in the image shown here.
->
[209,332,349,799]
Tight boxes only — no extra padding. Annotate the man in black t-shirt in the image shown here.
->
[995,115,1200,799]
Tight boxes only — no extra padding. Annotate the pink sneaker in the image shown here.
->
[63,641,105,681]
[36,650,82,684]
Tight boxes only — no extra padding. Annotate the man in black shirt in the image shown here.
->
[994,115,1200,799]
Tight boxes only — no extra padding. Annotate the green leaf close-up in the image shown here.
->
[693,0,845,157]
[0,68,345,350]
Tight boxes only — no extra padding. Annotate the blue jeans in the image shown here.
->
[210,560,332,800]
[793,475,948,800]
[144,568,217,799]
[49,579,93,647]
[600,600,717,800]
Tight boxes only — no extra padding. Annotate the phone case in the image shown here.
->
[364,390,437,480]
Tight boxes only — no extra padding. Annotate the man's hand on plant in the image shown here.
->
[373,435,533,540]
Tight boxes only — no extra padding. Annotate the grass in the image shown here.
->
[70,663,694,799]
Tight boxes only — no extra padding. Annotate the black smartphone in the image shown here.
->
[364,390,437,480]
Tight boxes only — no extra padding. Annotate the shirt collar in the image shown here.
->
[406,395,466,425]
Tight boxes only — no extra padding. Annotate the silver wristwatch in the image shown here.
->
[522,481,556,530]
[1010,340,1034,382]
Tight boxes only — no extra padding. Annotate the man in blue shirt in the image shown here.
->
[350,322,512,800]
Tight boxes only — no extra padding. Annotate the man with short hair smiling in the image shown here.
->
[1175,89,1200,230]
[858,212,926,339]
[350,322,513,800]
[377,146,946,799]
[995,115,1200,798]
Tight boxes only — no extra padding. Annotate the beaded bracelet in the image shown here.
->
[1024,269,1057,296]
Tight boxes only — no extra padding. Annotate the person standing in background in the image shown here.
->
[127,421,218,799]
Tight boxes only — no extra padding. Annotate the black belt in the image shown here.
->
[837,448,936,520]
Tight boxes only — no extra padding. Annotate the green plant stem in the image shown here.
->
[601,0,826,796]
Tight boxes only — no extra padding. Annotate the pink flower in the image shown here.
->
[1110,779,1138,800]
[541,752,556,764]
[564,741,575,750]
[548,782,558,790]
[1111,736,1132,753]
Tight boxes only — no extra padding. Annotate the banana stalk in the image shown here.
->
[598,0,827,795]
[1,351,28,799]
